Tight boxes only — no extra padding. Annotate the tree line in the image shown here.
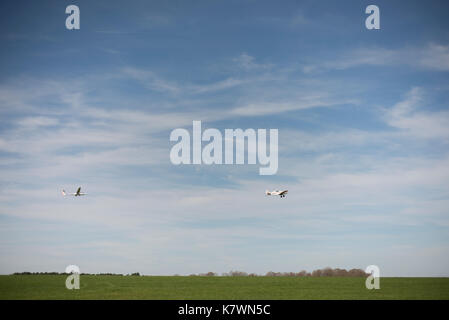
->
[193,268,368,277]
[12,268,368,277]
[12,272,141,276]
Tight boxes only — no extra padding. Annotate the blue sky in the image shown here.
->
[0,0,448,276]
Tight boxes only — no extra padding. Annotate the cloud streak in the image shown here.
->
[303,43,449,73]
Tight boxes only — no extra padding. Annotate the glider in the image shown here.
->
[62,187,87,197]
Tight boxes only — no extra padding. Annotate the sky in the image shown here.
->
[0,0,448,277]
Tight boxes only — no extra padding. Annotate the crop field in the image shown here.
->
[0,275,448,300]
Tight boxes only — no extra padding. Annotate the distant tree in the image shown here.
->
[333,268,348,277]
[348,269,367,277]
[229,270,248,277]
[311,269,322,277]
[321,267,333,277]
[297,270,308,277]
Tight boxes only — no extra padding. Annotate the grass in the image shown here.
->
[0,275,448,300]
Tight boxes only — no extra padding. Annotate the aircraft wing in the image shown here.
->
[279,190,288,195]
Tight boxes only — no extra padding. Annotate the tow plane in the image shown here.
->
[265,189,288,198]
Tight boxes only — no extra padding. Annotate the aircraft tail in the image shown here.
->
[61,190,66,196]
[265,190,271,195]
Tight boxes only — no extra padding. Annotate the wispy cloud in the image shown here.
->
[121,67,181,94]
[385,87,449,140]
[303,43,449,73]
[230,96,357,116]
[233,53,273,71]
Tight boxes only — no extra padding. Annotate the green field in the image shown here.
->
[0,275,448,300]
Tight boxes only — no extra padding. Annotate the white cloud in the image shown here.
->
[230,97,357,116]
[385,87,449,140]
[304,43,449,73]
[17,116,59,129]
[121,67,181,94]
[191,77,247,93]
[419,43,449,71]
[233,53,272,71]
